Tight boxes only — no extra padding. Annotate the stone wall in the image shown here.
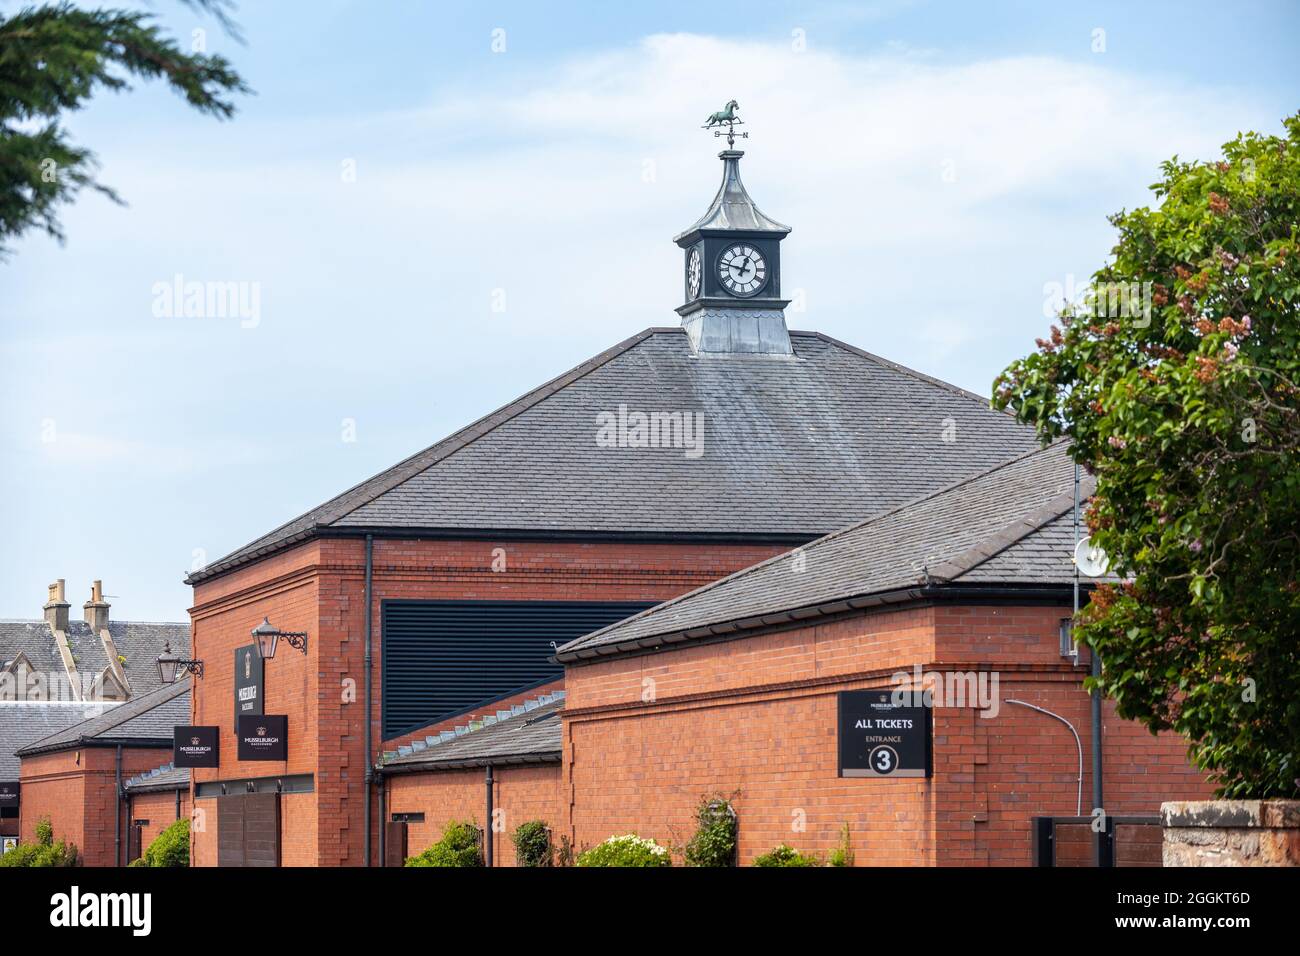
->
[1162,800,1300,866]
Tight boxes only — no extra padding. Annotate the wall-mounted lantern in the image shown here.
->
[251,617,308,661]
[156,641,204,683]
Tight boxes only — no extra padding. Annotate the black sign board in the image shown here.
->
[234,644,264,733]
[838,690,932,778]
[0,782,18,807]
[173,726,220,768]
[237,714,288,761]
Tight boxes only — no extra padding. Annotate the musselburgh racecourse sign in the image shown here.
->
[49,887,151,937]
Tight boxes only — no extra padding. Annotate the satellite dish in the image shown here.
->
[1074,536,1110,577]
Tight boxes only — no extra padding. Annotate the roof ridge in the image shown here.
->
[187,329,667,584]
[558,440,1071,654]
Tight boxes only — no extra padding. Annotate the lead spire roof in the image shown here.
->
[674,150,791,242]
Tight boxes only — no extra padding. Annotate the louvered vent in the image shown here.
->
[381,600,653,738]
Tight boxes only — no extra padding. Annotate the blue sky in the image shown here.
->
[1,0,1297,621]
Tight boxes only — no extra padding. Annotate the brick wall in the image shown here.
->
[385,763,563,866]
[562,603,1211,866]
[126,788,192,862]
[191,536,783,866]
[189,539,320,868]
[19,745,172,866]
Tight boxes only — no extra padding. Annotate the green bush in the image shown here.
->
[684,796,737,867]
[137,818,189,867]
[510,820,551,867]
[405,820,483,867]
[576,834,671,867]
[0,816,79,867]
[753,844,820,867]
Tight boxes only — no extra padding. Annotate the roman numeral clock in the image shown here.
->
[675,101,793,355]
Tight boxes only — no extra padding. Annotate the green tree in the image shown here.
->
[0,1,250,254]
[994,114,1300,799]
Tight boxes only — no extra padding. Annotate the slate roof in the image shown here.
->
[188,328,1038,584]
[0,703,112,778]
[15,679,190,757]
[380,693,564,771]
[556,441,1091,661]
[123,762,190,793]
[0,619,190,700]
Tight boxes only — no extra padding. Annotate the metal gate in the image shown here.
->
[218,792,280,867]
[1031,815,1162,866]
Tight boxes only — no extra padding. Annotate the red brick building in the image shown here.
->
[550,442,1211,865]
[180,147,1206,868]
[14,681,190,866]
[183,147,1043,867]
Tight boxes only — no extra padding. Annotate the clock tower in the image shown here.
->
[675,145,792,355]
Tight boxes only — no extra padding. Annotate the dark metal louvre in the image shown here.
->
[381,600,653,738]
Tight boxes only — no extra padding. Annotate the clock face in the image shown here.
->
[718,244,767,296]
[686,247,702,299]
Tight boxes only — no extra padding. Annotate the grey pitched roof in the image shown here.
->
[188,328,1037,584]
[0,621,68,691]
[123,762,190,793]
[115,622,191,695]
[0,619,189,700]
[673,150,792,240]
[15,679,190,757]
[0,703,110,778]
[380,694,563,771]
[556,441,1089,661]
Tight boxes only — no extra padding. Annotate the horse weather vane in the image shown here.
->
[703,99,748,148]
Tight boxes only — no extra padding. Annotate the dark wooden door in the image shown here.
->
[384,821,408,867]
[217,792,280,867]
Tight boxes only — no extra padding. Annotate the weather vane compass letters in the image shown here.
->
[702,99,748,148]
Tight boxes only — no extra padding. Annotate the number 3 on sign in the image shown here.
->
[869,744,898,775]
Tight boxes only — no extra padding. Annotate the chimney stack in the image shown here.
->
[83,579,110,631]
[43,579,70,631]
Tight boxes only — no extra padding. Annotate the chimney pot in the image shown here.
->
[43,578,70,631]
[84,579,110,631]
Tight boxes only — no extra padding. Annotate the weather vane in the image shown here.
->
[702,99,748,148]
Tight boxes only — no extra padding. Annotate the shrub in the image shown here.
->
[0,816,78,867]
[510,820,551,867]
[138,818,189,867]
[828,823,855,867]
[753,844,819,867]
[684,796,738,867]
[405,820,483,867]
[576,834,671,867]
